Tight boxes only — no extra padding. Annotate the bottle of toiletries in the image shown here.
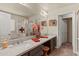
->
[2,39,8,48]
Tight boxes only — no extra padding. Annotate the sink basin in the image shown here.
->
[19,42,31,49]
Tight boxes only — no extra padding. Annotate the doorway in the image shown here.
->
[63,17,72,44]
[58,12,77,55]
[58,14,73,48]
[58,15,74,55]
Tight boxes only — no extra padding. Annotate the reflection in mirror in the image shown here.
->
[0,11,12,47]
[9,15,29,39]
[0,11,30,47]
[0,11,13,40]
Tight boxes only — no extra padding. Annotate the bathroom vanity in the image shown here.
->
[0,35,56,56]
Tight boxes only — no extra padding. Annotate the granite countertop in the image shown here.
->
[0,35,56,56]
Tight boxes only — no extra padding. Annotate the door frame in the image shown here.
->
[58,12,77,54]
[76,10,79,55]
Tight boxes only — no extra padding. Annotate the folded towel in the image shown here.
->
[32,38,40,42]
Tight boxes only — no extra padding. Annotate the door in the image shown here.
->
[58,15,68,47]
[58,15,64,47]
[77,11,79,55]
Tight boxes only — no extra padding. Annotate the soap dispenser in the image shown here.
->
[2,39,8,48]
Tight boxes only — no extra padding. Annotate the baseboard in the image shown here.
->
[73,50,79,56]
[76,52,79,56]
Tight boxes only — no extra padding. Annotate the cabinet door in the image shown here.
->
[50,37,56,51]
[29,45,43,56]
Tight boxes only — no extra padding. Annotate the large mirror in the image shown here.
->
[0,11,15,38]
[0,11,31,47]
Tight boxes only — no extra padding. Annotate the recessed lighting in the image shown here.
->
[19,3,32,9]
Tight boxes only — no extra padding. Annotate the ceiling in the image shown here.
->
[20,3,73,11]
[20,3,74,17]
[0,3,75,17]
